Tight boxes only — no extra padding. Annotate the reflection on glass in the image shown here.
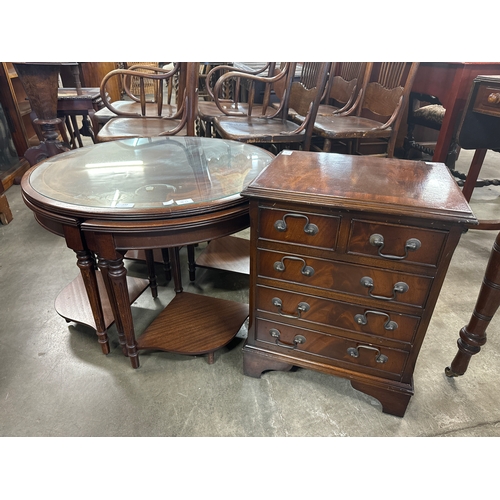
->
[30,137,274,209]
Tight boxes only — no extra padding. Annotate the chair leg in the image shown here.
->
[160,248,172,281]
[145,249,158,298]
[0,193,13,225]
[188,245,196,281]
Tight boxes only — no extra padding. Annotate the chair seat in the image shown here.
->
[316,104,341,116]
[314,115,393,139]
[94,101,177,124]
[412,103,445,129]
[213,115,305,142]
[199,101,274,121]
[96,117,186,142]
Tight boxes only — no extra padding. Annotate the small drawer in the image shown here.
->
[256,285,420,344]
[347,219,447,267]
[258,249,433,308]
[259,206,340,250]
[255,319,409,377]
[473,83,500,118]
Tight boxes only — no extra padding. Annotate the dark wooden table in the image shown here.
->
[21,136,274,368]
[55,87,103,147]
[446,75,500,377]
[412,62,500,165]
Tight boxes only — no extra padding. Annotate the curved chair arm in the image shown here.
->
[212,63,292,117]
[205,63,272,101]
[99,63,182,118]
[158,93,189,136]
[123,63,180,103]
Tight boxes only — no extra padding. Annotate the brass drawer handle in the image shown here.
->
[269,328,306,349]
[360,276,409,301]
[369,233,421,260]
[487,92,500,105]
[273,256,315,276]
[274,213,319,235]
[272,297,310,319]
[347,345,388,364]
[354,310,398,331]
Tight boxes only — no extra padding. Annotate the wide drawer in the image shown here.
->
[255,318,409,377]
[258,206,340,250]
[256,285,420,344]
[347,219,447,267]
[258,249,433,308]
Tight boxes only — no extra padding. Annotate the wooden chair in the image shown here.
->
[212,62,330,152]
[198,63,277,137]
[402,91,459,168]
[95,62,196,142]
[316,62,368,117]
[313,62,420,157]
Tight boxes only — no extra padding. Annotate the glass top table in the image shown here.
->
[27,136,273,217]
[22,136,275,368]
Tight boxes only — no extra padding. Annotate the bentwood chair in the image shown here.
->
[93,63,179,128]
[313,62,420,157]
[198,63,279,137]
[212,62,330,152]
[95,62,197,142]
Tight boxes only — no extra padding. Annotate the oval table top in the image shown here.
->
[22,136,274,220]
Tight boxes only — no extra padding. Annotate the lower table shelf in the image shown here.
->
[136,291,249,363]
[195,235,250,275]
[54,271,150,330]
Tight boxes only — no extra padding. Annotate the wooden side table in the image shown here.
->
[55,87,104,147]
[445,75,500,377]
[21,137,274,368]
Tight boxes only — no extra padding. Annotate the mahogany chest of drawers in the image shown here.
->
[241,151,476,416]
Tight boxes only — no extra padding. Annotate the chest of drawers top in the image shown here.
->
[241,151,476,226]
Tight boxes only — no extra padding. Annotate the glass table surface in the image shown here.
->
[28,136,274,212]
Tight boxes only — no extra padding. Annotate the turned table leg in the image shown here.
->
[446,232,500,377]
[97,257,128,357]
[105,256,140,368]
[75,250,110,354]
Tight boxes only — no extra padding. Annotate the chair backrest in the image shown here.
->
[352,62,420,157]
[356,62,420,125]
[100,63,183,118]
[204,63,273,103]
[213,62,330,119]
[99,62,198,137]
[325,62,367,114]
[288,63,330,119]
[212,62,294,118]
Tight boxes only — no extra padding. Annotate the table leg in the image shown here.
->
[97,257,128,356]
[432,67,465,164]
[104,255,140,368]
[168,247,183,293]
[75,250,110,354]
[446,232,500,377]
[461,149,488,202]
[70,115,84,148]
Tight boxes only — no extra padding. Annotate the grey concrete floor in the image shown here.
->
[1,147,500,441]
